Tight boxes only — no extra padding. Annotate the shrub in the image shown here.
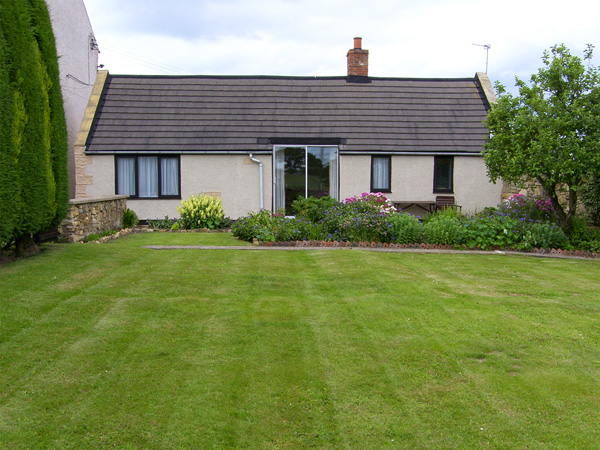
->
[462,206,571,251]
[221,216,234,228]
[387,213,423,244]
[291,196,341,223]
[147,216,176,229]
[567,216,600,251]
[232,210,281,242]
[520,222,569,251]
[320,203,392,242]
[423,216,464,245]
[499,193,558,222]
[177,194,225,230]
[463,214,527,250]
[422,206,463,224]
[273,217,323,242]
[122,208,139,228]
[84,229,116,242]
[1,0,69,253]
[344,192,397,215]
[580,176,600,225]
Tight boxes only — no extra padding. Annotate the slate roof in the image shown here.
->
[85,74,492,155]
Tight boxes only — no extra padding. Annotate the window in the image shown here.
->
[371,156,391,193]
[115,155,180,198]
[433,156,453,193]
[273,146,339,215]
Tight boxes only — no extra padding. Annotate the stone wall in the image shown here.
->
[59,196,128,242]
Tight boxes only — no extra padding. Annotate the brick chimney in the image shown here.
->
[347,37,369,77]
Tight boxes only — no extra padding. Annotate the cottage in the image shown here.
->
[74,38,501,219]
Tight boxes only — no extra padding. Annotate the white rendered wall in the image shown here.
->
[340,154,502,214]
[84,154,272,220]
[84,153,501,220]
[46,0,99,198]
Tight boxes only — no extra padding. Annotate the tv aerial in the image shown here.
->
[473,43,491,73]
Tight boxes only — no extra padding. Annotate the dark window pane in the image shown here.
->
[284,147,306,215]
[434,156,453,192]
[307,147,331,198]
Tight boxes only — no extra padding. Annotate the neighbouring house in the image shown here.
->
[46,0,99,198]
[74,38,502,219]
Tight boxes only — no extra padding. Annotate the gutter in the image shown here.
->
[249,154,264,210]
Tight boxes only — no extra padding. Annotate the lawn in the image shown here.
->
[1,232,599,449]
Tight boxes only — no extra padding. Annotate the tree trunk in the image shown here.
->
[538,178,568,225]
[14,234,39,257]
[566,186,579,227]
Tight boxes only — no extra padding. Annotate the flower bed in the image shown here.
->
[232,192,600,256]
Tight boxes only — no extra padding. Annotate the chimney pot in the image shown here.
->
[354,37,362,49]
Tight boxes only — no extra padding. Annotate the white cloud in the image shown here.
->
[84,0,600,93]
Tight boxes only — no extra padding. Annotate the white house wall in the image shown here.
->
[46,0,99,198]
[83,154,272,220]
[84,155,113,198]
[84,153,500,220]
[340,154,502,214]
[179,155,272,219]
[454,156,503,212]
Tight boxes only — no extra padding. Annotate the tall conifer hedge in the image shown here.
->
[0,0,68,250]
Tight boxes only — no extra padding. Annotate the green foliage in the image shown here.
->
[122,209,139,228]
[177,194,225,230]
[146,216,176,230]
[231,210,278,242]
[221,216,234,228]
[462,214,525,250]
[422,206,463,224]
[498,193,558,222]
[343,192,397,215]
[271,216,320,242]
[231,192,589,251]
[484,44,600,225]
[232,210,322,243]
[0,0,69,250]
[580,175,600,225]
[387,213,423,244]
[462,203,570,251]
[320,203,392,242]
[291,196,341,223]
[567,216,600,251]
[0,30,17,245]
[84,229,116,242]
[520,222,569,251]
[423,216,464,245]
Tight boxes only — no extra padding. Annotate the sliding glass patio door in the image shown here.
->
[273,146,339,215]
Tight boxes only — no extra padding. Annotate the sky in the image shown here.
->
[83,0,600,93]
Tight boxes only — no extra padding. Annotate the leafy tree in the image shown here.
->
[484,44,600,225]
[27,0,69,226]
[580,175,600,224]
[0,28,18,245]
[0,0,68,252]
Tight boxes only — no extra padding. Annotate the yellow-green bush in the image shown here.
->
[177,194,225,229]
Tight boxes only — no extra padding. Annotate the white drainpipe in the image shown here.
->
[249,154,264,210]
